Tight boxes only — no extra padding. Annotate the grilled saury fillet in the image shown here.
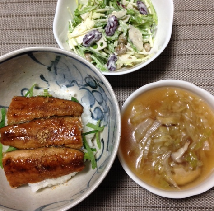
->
[7,96,84,125]
[3,147,85,188]
[0,117,83,149]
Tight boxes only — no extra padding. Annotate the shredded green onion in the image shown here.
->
[82,120,105,168]
[82,130,98,136]
[83,135,97,169]
[86,120,104,149]
[43,89,52,97]
[0,108,6,169]
[84,148,96,160]
[25,84,37,97]
[71,97,79,103]
[96,132,101,149]
[25,85,52,98]
[0,108,6,128]
[86,120,104,132]
[6,146,17,152]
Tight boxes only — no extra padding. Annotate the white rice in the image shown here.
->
[28,172,77,192]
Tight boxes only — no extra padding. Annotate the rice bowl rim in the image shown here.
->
[0,47,121,210]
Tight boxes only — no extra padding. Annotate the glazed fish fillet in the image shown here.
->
[0,117,83,149]
[3,147,84,188]
[7,96,84,125]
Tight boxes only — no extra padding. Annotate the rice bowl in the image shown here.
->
[0,47,121,210]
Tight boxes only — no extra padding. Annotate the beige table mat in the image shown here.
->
[0,0,214,210]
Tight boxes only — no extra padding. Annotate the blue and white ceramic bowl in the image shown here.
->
[0,47,121,210]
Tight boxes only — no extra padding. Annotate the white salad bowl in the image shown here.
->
[118,80,214,198]
[0,47,121,210]
[53,0,174,75]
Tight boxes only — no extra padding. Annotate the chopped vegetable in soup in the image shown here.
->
[120,87,214,190]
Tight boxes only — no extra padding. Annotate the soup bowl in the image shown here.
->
[118,80,214,198]
[0,47,121,210]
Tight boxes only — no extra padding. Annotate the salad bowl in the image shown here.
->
[53,0,174,75]
[0,47,121,210]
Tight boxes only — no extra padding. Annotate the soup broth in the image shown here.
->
[120,87,214,190]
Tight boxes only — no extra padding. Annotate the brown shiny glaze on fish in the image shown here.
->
[0,117,83,149]
[3,147,85,188]
[7,96,84,125]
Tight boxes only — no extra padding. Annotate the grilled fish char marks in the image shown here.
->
[7,96,84,125]
[3,147,85,188]
[0,117,83,149]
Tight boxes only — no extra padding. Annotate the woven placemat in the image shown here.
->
[0,0,214,210]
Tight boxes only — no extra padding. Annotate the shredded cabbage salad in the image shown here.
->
[67,0,158,72]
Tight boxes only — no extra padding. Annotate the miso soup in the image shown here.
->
[120,87,214,190]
